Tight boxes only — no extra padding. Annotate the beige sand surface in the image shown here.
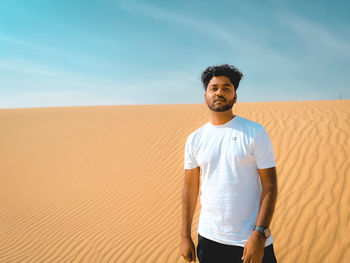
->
[0,100,349,262]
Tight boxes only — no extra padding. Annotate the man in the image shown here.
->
[180,64,278,263]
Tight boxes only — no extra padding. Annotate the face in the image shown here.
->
[205,76,237,112]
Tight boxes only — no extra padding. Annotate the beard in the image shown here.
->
[206,98,235,112]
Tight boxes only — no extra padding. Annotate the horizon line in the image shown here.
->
[1,99,349,110]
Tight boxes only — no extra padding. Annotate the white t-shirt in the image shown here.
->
[184,115,275,247]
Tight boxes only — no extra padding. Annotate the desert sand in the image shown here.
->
[0,100,349,262]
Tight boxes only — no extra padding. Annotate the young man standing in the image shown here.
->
[180,64,278,263]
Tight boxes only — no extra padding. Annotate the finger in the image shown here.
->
[191,254,195,262]
[192,247,196,262]
[242,247,246,260]
[183,255,191,262]
[243,253,250,263]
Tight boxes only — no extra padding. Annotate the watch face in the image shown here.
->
[264,228,271,238]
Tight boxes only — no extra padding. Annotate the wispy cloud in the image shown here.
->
[119,1,244,47]
[0,56,199,107]
[0,57,115,91]
[281,14,350,57]
[0,34,72,57]
[125,68,202,102]
[119,1,298,72]
[0,59,60,77]
[2,1,348,107]
[0,89,134,109]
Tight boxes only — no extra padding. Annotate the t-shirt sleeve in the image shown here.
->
[184,134,199,169]
[253,127,276,169]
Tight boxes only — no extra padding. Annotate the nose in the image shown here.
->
[216,88,224,97]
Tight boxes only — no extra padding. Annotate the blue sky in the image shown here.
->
[1,0,349,108]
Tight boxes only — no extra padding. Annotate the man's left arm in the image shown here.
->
[242,167,278,263]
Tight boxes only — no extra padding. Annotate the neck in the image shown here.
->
[210,109,235,126]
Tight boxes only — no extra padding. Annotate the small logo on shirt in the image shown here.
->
[232,136,237,141]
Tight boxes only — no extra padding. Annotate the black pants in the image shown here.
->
[197,234,277,263]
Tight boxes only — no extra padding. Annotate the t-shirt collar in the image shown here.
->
[208,115,239,128]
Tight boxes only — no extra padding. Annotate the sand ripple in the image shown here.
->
[0,101,349,262]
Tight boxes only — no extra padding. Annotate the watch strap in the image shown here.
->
[254,225,268,238]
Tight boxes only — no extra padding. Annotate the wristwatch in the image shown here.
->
[254,225,271,239]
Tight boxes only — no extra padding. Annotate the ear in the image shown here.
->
[233,93,237,104]
[204,92,207,105]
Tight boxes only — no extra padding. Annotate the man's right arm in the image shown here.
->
[180,167,200,262]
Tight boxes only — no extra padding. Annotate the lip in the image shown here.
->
[214,98,226,102]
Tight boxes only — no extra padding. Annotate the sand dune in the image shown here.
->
[0,100,349,262]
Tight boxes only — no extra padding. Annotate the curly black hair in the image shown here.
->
[201,64,243,91]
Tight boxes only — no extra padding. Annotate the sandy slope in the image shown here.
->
[0,100,349,262]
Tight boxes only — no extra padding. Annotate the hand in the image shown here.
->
[242,231,266,263]
[180,237,196,262]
